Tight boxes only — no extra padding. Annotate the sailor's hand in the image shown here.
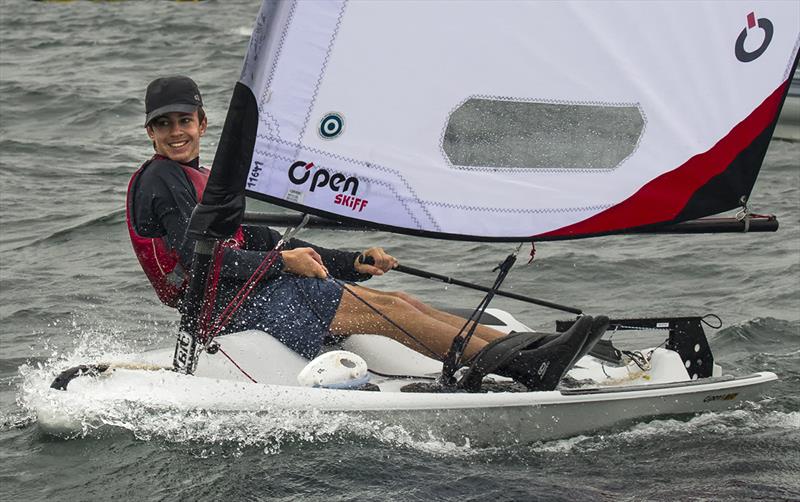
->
[281,248,329,278]
[355,247,398,276]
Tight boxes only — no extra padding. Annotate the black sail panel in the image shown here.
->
[187,82,258,240]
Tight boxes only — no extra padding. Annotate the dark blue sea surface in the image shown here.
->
[1,1,798,501]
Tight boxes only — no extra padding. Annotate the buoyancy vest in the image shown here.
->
[126,155,245,307]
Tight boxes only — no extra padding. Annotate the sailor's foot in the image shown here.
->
[498,315,594,391]
[458,331,550,391]
[568,315,610,369]
[504,315,610,370]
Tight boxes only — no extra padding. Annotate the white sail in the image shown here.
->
[236,0,799,240]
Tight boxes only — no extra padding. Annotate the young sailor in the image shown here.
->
[127,76,604,391]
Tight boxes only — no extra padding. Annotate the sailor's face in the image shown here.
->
[146,111,206,163]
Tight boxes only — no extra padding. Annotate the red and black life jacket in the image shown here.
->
[126,155,244,307]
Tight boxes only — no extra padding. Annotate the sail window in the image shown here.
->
[442,98,644,170]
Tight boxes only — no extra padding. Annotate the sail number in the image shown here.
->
[247,161,264,189]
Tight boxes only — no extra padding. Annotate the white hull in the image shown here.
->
[34,310,778,445]
[36,366,777,445]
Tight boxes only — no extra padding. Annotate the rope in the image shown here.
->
[197,241,226,341]
[447,244,521,372]
[193,210,497,382]
[202,249,282,342]
[195,247,282,383]
[330,278,442,360]
[218,345,258,383]
[202,218,311,341]
[701,314,723,329]
[190,219,317,382]
[527,242,536,264]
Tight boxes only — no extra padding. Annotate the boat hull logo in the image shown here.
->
[702,392,738,403]
[735,12,773,63]
[288,161,369,212]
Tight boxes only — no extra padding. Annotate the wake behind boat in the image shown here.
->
[35,0,798,444]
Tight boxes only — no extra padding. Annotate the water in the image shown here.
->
[1,1,799,500]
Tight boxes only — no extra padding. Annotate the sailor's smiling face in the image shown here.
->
[146,111,207,164]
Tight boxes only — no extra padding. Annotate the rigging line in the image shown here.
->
[331,278,443,361]
[357,253,504,372]
[293,277,348,336]
[620,350,651,371]
[291,280,444,377]
[217,345,258,383]
[203,250,282,342]
[216,251,279,322]
[701,314,723,329]
[201,216,311,342]
[198,241,227,341]
[442,244,522,382]
[198,252,286,378]
[450,270,507,367]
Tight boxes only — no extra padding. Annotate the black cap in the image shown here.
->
[144,76,203,126]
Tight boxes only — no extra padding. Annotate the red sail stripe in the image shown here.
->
[539,80,789,239]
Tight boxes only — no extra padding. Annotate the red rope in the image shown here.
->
[218,345,258,383]
[198,242,226,342]
[202,249,282,341]
[193,244,286,384]
[527,242,536,264]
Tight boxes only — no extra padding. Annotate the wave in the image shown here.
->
[528,407,799,453]
[65,98,141,127]
[714,317,800,351]
[0,139,93,164]
[4,208,125,253]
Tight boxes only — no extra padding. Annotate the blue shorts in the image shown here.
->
[226,274,345,359]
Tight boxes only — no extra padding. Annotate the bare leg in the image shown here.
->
[329,284,490,361]
[354,285,508,343]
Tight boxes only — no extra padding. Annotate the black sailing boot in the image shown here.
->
[459,315,596,392]
[501,315,611,370]
[495,315,594,391]
[458,331,551,391]
[574,315,610,366]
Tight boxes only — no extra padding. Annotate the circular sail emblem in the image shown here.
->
[735,12,773,63]
[319,112,344,139]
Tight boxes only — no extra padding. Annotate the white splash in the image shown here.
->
[16,327,476,458]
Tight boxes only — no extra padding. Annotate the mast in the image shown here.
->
[173,83,260,374]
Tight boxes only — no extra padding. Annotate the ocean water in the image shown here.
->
[1,1,799,500]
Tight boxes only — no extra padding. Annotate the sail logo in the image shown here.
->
[288,161,369,212]
[735,12,773,63]
[319,113,344,139]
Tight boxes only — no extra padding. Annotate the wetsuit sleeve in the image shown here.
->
[286,237,369,282]
[241,224,282,251]
[242,224,369,282]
